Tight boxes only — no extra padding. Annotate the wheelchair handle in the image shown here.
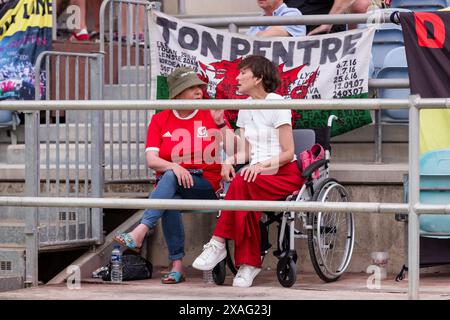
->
[327,115,344,128]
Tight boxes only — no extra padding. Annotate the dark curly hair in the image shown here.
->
[238,55,281,93]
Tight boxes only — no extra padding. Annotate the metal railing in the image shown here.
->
[30,52,105,256]
[2,96,450,299]
[99,0,160,183]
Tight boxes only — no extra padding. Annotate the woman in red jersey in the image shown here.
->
[114,67,228,284]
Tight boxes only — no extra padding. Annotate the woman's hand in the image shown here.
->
[240,163,263,182]
[307,24,332,36]
[221,163,236,182]
[210,110,225,125]
[171,164,194,188]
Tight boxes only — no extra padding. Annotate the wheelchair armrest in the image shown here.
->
[301,159,329,179]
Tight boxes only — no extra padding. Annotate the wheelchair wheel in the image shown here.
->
[276,258,296,288]
[212,259,227,285]
[307,178,355,282]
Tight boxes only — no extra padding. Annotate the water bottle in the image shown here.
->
[202,270,214,284]
[110,245,123,283]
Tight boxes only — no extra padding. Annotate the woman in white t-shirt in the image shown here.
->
[193,55,304,287]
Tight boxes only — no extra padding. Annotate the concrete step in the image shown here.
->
[0,163,153,181]
[6,143,147,166]
[34,122,152,144]
[65,109,154,124]
[0,126,24,144]
[0,220,26,246]
[0,162,406,184]
[331,142,408,163]
[0,208,25,221]
[0,247,25,278]
[0,217,89,246]
[332,123,408,143]
[5,138,408,166]
[31,122,407,144]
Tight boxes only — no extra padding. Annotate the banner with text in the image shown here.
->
[0,0,52,101]
[400,11,450,154]
[149,11,375,136]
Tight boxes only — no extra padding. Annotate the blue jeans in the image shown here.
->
[141,170,217,261]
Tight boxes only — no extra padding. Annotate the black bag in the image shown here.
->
[100,253,153,281]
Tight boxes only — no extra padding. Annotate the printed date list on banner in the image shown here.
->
[148,11,375,136]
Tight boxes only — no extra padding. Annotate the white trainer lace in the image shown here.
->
[232,265,261,288]
[192,240,226,271]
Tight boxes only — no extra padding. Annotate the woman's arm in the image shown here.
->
[223,128,251,165]
[146,151,194,188]
[260,124,295,169]
[240,124,295,182]
[210,109,248,158]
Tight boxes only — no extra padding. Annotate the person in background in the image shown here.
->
[192,55,304,288]
[283,0,382,35]
[68,0,102,41]
[114,67,229,284]
[247,0,306,37]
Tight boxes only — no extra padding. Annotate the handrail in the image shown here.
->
[0,196,410,213]
[183,12,393,27]
[2,196,448,215]
[2,98,449,111]
[369,78,409,88]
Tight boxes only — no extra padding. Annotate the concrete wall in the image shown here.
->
[145,184,407,276]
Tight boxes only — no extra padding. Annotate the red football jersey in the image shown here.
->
[145,110,229,191]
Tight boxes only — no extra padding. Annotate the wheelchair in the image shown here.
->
[212,115,356,287]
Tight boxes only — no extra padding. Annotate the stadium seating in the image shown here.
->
[390,0,448,11]
[371,25,404,77]
[376,47,410,121]
[418,149,450,237]
[397,149,450,274]
[0,110,20,144]
[0,110,14,127]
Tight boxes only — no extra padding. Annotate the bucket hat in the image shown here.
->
[167,67,206,99]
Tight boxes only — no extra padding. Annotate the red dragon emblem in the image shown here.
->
[196,59,319,127]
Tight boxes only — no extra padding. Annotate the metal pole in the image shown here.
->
[408,94,420,300]
[24,111,40,287]
[0,196,410,213]
[184,12,392,27]
[90,53,105,244]
[374,110,382,163]
[0,98,427,111]
[52,0,57,41]
[228,23,238,33]
[178,0,186,15]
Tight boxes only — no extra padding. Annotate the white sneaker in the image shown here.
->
[232,264,261,288]
[192,239,227,271]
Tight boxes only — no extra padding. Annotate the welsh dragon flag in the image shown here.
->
[149,11,375,136]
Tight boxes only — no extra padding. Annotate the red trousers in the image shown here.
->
[214,161,303,268]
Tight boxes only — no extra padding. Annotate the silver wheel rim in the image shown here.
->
[314,182,355,277]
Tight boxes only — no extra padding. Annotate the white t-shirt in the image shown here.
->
[236,93,295,165]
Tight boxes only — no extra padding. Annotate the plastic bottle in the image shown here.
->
[202,270,214,284]
[110,245,123,283]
